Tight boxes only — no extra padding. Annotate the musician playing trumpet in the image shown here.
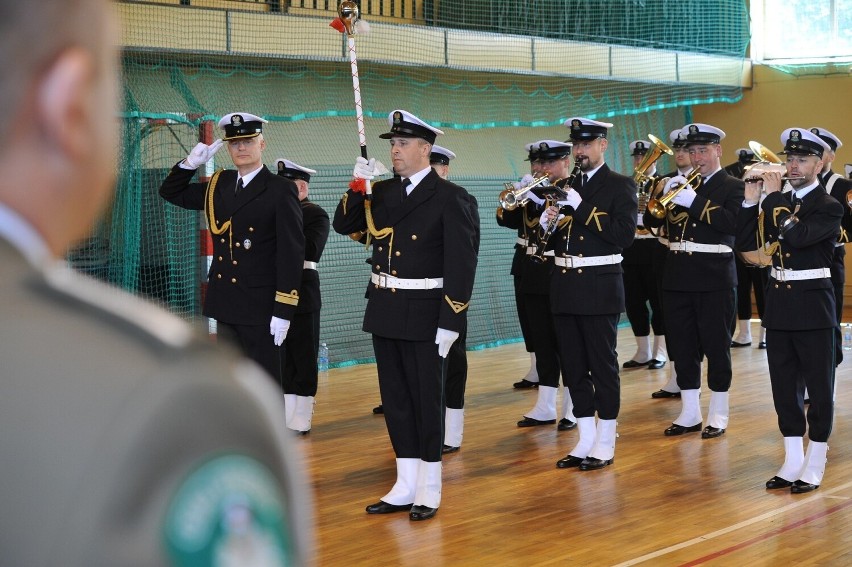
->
[502,140,579,432]
[735,128,842,493]
[541,117,637,471]
[643,123,744,441]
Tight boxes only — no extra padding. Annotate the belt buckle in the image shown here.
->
[565,257,574,269]
[776,269,786,282]
[377,273,388,288]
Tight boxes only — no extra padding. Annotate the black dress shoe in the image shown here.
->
[409,505,438,521]
[647,359,666,370]
[513,379,539,389]
[765,476,793,490]
[701,426,725,439]
[664,423,701,436]
[557,418,577,431]
[651,389,681,399]
[517,416,556,427]
[622,359,651,369]
[441,444,459,454]
[372,404,384,415]
[556,454,585,469]
[791,480,819,494]
[579,457,614,471]
[758,341,767,349]
[366,500,413,514]
[731,340,751,348]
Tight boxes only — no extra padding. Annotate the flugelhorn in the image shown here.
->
[647,167,702,219]
[498,174,551,211]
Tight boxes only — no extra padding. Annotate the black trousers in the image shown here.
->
[831,246,845,365]
[553,313,620,420]
[664,288,735,392]
[218,321,283,386]
[623,262,664,336]
[445,323,468,409]
[373,336,446,462]
[515,274,534,352]
[735,257,768,320]
[282,310,320,396]
[523,293,561,388]
[767,328,835,442]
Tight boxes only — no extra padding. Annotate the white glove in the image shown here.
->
[435,328,460,358]
[270,316,291,346]
[184,140,223,169]
[671,187,697,208]
[558,188,582,209]
[663,175,689,195]
[353,157,376,180]
[512,174,536,190]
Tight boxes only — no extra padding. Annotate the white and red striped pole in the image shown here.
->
[194,117,217,336]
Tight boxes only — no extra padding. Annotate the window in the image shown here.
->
[752,0,852,62]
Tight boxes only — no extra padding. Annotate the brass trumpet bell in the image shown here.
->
[498,175,550,211]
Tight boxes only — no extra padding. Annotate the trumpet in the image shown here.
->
[498,175,551,211]
[741,161,804,184]
[529,164,582,264]
[647,167,702,219]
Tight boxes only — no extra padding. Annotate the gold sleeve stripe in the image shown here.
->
[444,296,469,314]
[585,208,607,231]
[275,290,300,306]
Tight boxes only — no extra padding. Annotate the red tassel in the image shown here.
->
[329,18,346,34]
[349,178,367,194]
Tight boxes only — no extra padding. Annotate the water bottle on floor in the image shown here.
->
[843,325,852,351]
[318,342,329,373]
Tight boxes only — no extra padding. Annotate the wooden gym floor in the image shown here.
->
[297,322,852,566]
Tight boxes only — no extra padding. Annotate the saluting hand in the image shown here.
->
[184,139,223,169]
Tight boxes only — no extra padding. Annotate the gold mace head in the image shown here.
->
[338,1,360,35]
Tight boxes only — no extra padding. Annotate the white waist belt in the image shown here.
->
[835,242,845,248]
[526,247,555,256]
[516,237,529,246]
[634,232,657,240]
[770,267,831,282]
[669,242,732,254]
[554,254,623,268]
[303,261,317,270]
[371,272,444,290]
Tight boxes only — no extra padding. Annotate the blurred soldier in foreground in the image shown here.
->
[0,2,310,564]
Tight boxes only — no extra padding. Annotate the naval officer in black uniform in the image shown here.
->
[159,113,305,383]
[543,117,637,471]
[622,139,667,370]
[809,127,852,366]
[333,110,477,521]
[276,158,330,435]
[429,145,481,454]
[497,142,545,389]
[737,127,842,493]
[644,123,744,440]
[0,3,309,562]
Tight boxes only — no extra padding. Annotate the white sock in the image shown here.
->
[631,335,652,362]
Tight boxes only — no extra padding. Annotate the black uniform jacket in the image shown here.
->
[736,186,842,330]
[160,164,305,325]
[644,169,744,291]
[333,171,478,341]
[823,171,852,244]
[548,164,637,315]
[296,199,330,314]
[497,202,552,295]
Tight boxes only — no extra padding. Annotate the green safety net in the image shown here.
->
[70,0,749,366]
